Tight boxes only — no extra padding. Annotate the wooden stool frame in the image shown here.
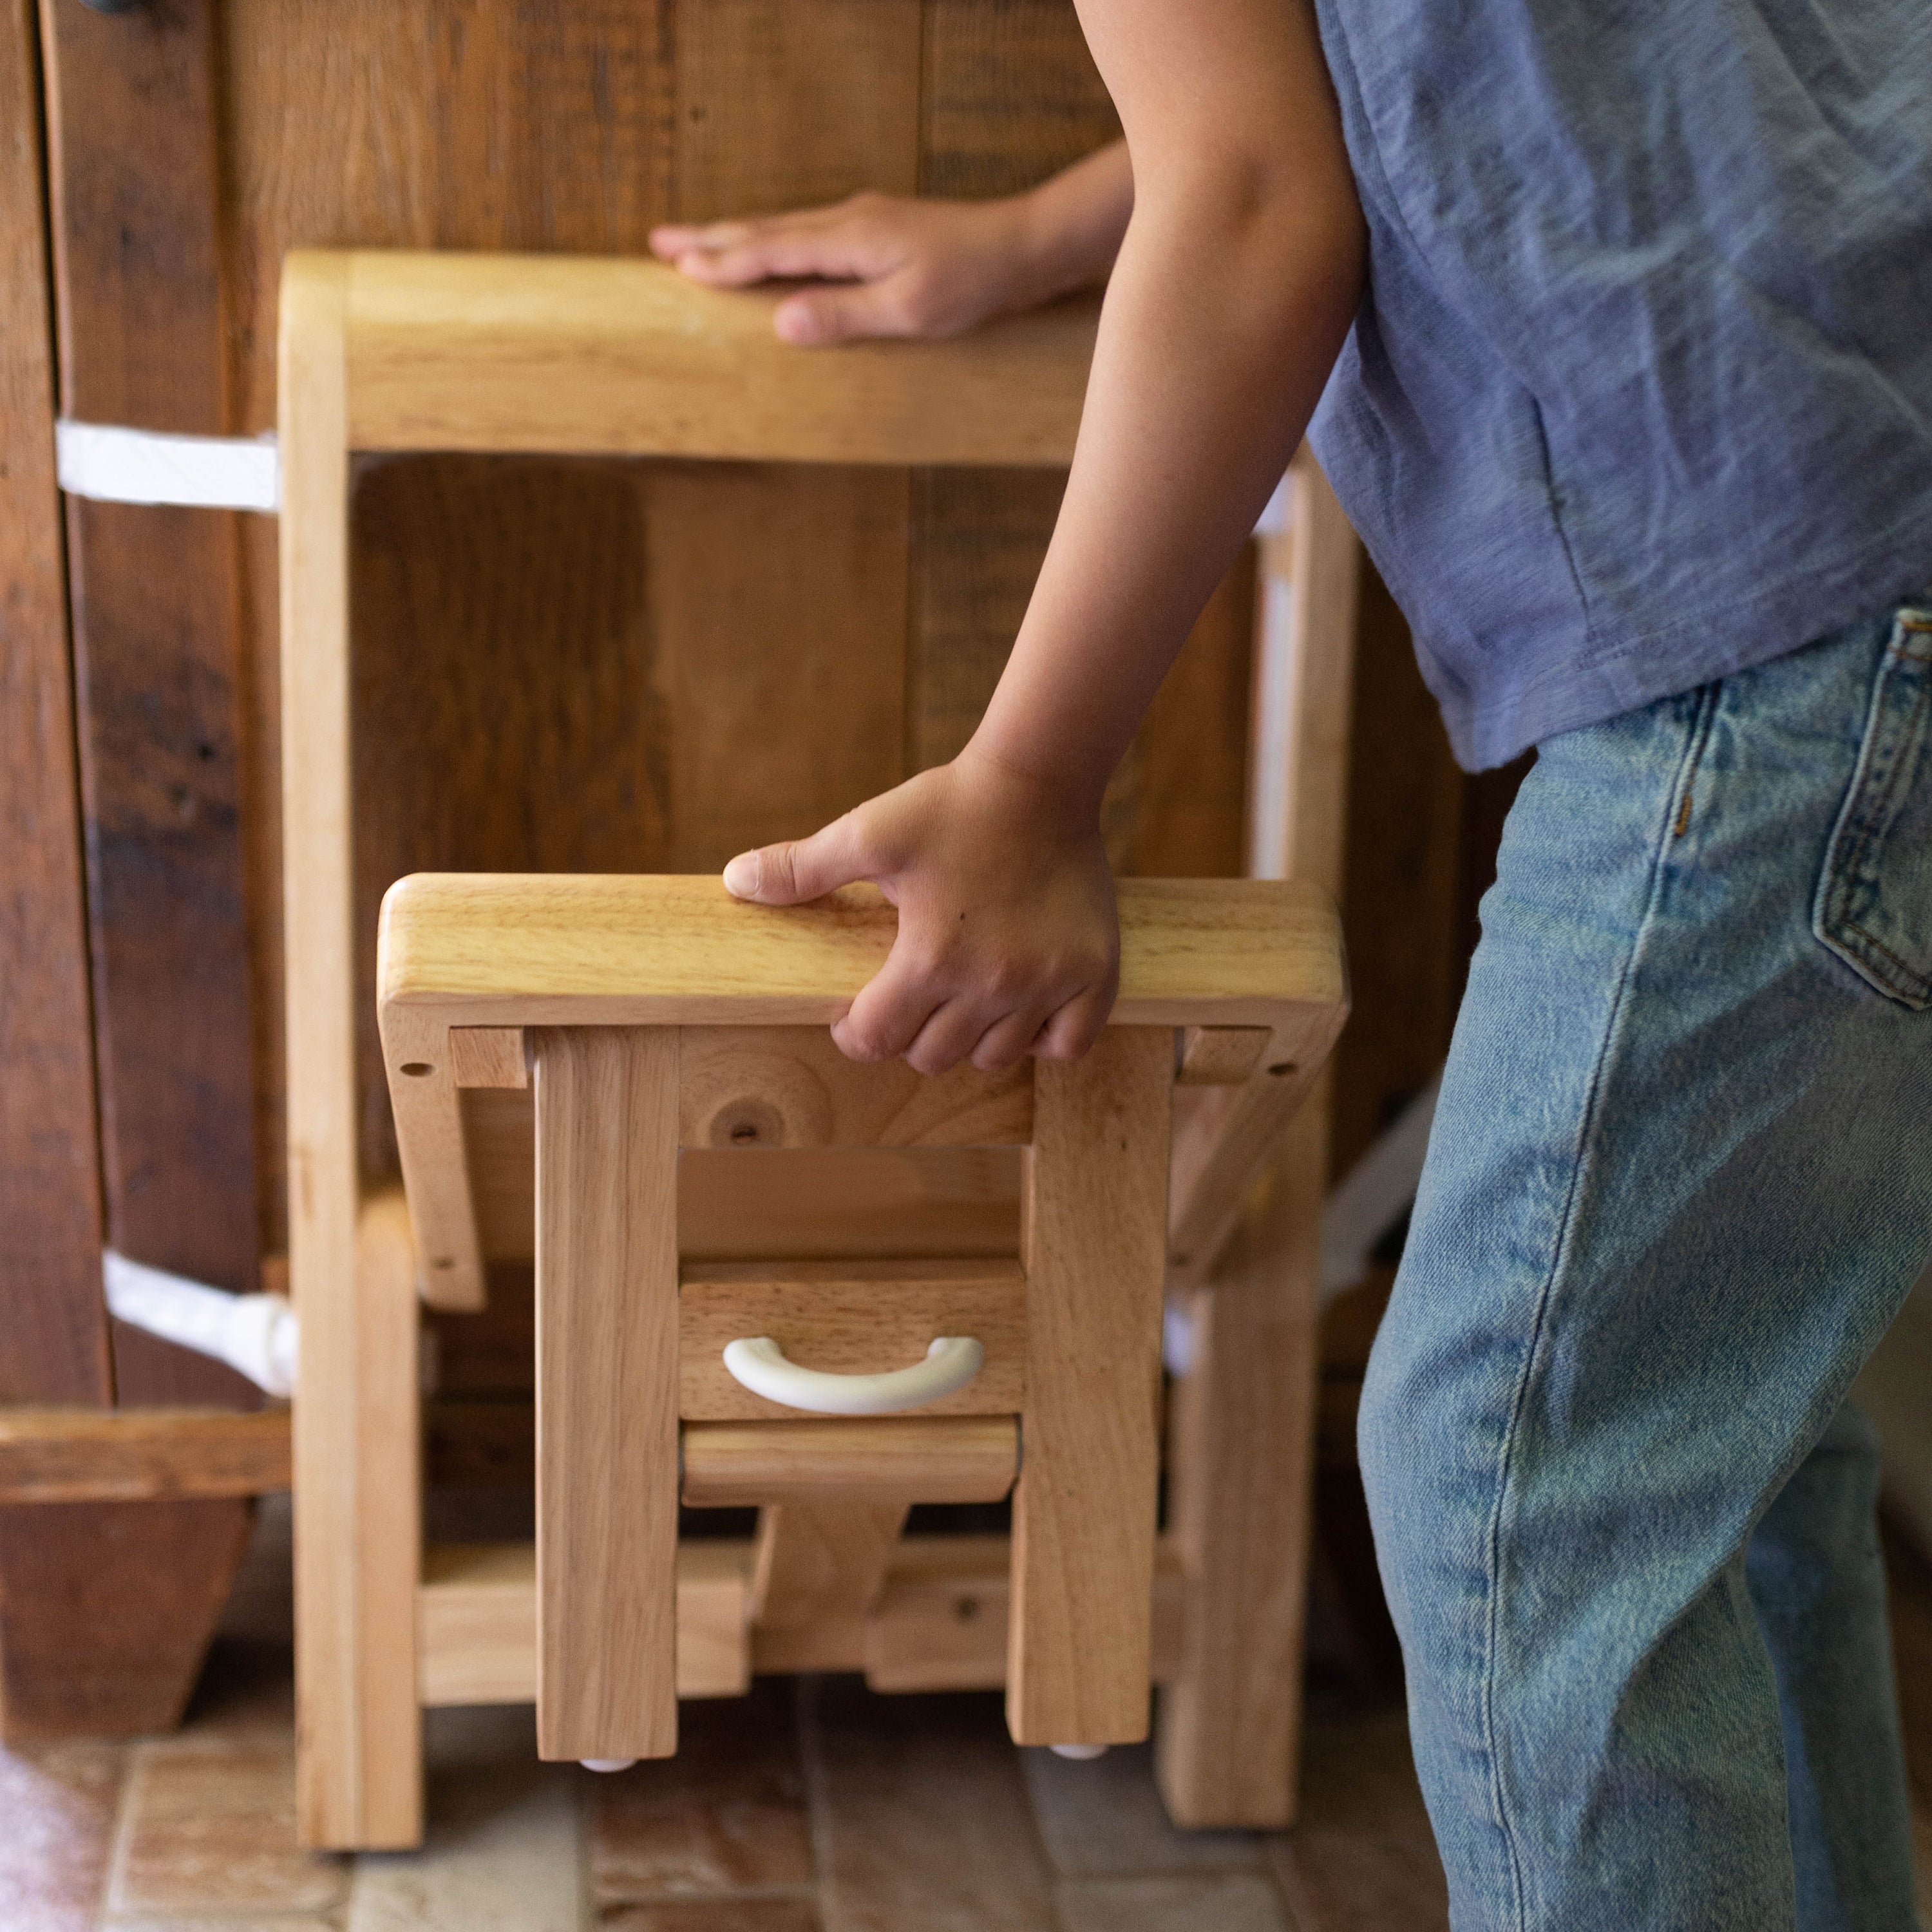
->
[279,250,1358,1848]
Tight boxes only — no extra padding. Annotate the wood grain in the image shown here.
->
[379,875,1343,1030]
[679,1026,1031,1150]
[330,251,1095,465]
[681,1418,1019,1507]
[0,1408,290,1504]
[748,1502,909,1671]
[1177,1027,1271,1088]
[1157,1088,1326,1827]
[1009,1027,1171,1747]
[41,0,261,1403]
[679,1259,1026,1421]
[450,1027,527,1090]
[532,1028,681,1764]
[0,0,108,1407]
[419,1540,750,1707]
[293,1186,422,1848]
[866,1537,1185,1694]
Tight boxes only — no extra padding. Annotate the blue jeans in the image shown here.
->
[1362,595,1932,1931]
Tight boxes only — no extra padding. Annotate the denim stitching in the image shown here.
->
[1819,622,1932,1003]
[1476,683,1719,1932]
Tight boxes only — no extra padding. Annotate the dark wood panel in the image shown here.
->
[41,0,260,1405]
[0,0,108,1407]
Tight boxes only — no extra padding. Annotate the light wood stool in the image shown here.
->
[278,249,1358,1847]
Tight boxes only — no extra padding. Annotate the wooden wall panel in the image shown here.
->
[41,0,261,1406]
[0,0,107,1407]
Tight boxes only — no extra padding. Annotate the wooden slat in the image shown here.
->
[419,1541,750,1707]
[42,0,261,1405]
[679,1259,1026,1421]
[681,1417,1018,1507]
[293,1186,422,1848]
[748,1501,908,1673]
[449,1027,527,1090]
[0,1408,290,1504]
[328,251,1095,465]
[1008,1027,1171,1747]
[679,1026,1030,1149]
[531,1027,680,1764]
[0,0,108,1408]
[379,874,1343,1030]
[414,1534,1184,1703]
[868,1537,1185,1694]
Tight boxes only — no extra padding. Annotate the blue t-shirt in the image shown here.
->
[1307,0,1932,770]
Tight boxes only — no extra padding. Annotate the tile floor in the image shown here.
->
[3,1499,1929,1932]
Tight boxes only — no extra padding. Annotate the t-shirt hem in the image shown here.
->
[1435,508,1932,770]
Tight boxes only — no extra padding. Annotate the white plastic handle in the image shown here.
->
[721,1335,985,1416]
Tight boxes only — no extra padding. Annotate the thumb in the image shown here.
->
[722,812,875,905]
[774,280,918,346]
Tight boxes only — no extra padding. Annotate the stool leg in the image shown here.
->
[1156,1078,1325,1827]
[1008,1027,1171,1747]
[532,1027,680,1763]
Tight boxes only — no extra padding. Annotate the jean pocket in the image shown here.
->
[1812,605,1932,1009]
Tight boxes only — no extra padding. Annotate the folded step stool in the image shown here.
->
[278,249,1356,1849]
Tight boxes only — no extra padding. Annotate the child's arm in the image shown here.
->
[649,141,1133,346]
[700,0,1365,1075]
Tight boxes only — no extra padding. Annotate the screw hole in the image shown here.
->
[729,1122,761,1146]
[400,1061,434,1077]
[952,1595,980,1624]
[1267,1062,1298,1078]
[431,1257,454,1269]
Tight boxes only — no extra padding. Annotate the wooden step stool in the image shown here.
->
[278,249,1358,1848]
[377,874,1343,1790]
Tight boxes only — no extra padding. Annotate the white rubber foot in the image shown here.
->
[1050,1743,1110,1761]
[580,1758,638,1774]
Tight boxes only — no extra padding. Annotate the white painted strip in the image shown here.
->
[103,1249,299,1396]
[1318,1068,1443,1302]
[56,419,281,512]
[1246,567,1298,882]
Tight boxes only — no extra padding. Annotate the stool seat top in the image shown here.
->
[377,872,1345,1034]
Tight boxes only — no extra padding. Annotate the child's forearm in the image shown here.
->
[967,6,1363,819]
[1004,141,1134,310]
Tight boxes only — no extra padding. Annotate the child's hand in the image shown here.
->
[721,751,1119,1072]
[649,193,1035,347]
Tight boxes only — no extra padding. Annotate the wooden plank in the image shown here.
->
[1177,1027,1271,1087]
[414,1533,1184,1703]
[1157,1088,1326,1827]
[641,460,911,869]
[450,1027,527,1090]
[748,1502,910,1674]
[379,875,1345,1031]
[419,1540,750,1707]
[531,1027,681,1764]
[293,1186,422,1848]
[679,1026,1030,1149]
[1008,1027,1171,1747]
[677,0,922,216]
[921,0,1119,195]
[0,1497,252,1740]
[681,1417,1018,1507]
[0,0,108,1408]
[464,1100,1025,1265]
[867,1538,1185,1694]
[328,251,1095,466]
[41,0,261,1404]
[679,1260,1026,1421]
[0,1408,290,1504]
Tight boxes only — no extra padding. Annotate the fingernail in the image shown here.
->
[722,851,759,898]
